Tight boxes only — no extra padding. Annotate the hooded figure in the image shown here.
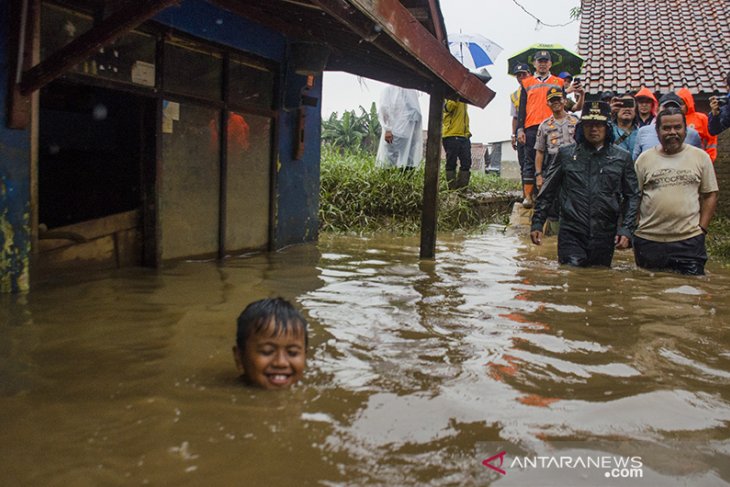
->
[677,88,717,162]
[634,86,658,127]
[376,86,423,169]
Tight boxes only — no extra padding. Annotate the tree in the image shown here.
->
[358,102,381,153]
[321,104,381,153]
[321,110,367,152]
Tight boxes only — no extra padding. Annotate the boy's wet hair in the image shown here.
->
[236,298,308,348]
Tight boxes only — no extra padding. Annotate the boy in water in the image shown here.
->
[232,298,308,390]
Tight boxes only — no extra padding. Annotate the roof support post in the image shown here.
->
[420,88,444,259]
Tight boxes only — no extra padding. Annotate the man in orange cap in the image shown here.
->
[634,86,658,127]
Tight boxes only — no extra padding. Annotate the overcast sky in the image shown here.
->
[321,0,581,144]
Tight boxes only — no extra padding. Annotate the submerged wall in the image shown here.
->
[0,1,31,292]
[155,0,322,250]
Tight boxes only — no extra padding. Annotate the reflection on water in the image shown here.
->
[1,228,729,485]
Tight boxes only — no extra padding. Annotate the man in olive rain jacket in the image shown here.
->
[530,101,640,267]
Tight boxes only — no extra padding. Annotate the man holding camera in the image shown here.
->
[709,72,730,136]
[612,94,638,154]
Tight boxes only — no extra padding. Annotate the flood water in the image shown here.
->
[2,227,730,486]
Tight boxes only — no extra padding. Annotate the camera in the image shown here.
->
[619,98,635,108]
[572,77,581,84]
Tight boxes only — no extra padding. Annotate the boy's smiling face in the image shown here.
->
[234,320,306,390]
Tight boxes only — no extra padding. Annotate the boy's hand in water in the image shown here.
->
[531,230,543,245]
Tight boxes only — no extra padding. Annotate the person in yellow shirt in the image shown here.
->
[442,100,472,189]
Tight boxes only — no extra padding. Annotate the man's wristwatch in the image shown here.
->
[535,171,542,176]
[699,225,708,234]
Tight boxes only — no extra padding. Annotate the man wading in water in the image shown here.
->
[530,101,640,267]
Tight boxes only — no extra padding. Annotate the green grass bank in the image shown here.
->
[319,144,519,234]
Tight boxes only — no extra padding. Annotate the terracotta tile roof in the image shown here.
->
[578,0,730,96]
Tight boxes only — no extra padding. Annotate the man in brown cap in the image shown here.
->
[534,87,579,190]
[531,101,639,267]
[533,87,579,234]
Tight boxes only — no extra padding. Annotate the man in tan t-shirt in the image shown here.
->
[634,106,719,275]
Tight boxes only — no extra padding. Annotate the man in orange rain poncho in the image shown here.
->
[677,87,717,163]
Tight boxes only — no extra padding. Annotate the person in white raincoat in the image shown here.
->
[376,86,423,169]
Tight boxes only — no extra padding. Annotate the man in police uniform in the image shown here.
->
[534,87,579,234]
[535,87,579,189]
[530,101,640,268]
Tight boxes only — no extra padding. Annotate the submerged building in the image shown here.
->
[0,0,494,292]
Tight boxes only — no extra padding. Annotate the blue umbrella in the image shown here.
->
[448,33,503,71]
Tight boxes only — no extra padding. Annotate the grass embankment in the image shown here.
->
[708,217,730,261]
[319,144,519,234]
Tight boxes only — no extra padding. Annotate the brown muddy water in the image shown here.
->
[1,227,730,486]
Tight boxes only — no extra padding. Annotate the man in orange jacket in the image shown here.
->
[516,50,571,208]
[677,88,717,163]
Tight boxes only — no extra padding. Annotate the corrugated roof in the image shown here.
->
[578,0,730,95]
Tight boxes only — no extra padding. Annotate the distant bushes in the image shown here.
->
[319,144,519,234]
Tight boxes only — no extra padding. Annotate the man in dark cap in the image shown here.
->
[530,101,640,267]
[632,92,702,160]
